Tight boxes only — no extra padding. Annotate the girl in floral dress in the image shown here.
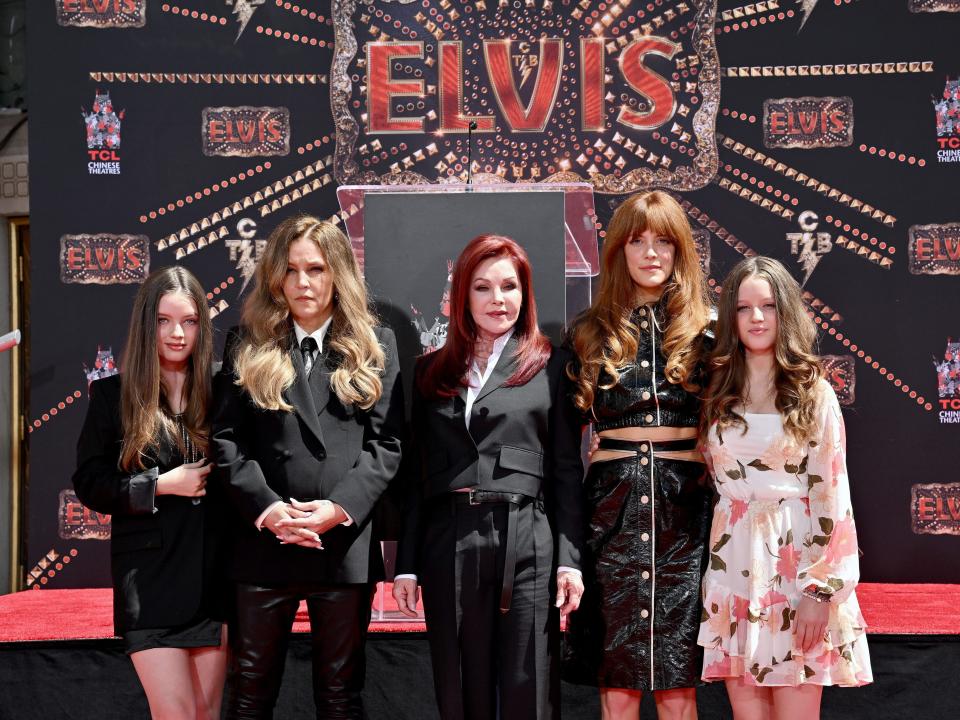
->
[698,257,871,719]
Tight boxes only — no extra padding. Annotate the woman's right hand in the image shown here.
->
[587,431,600,463]
[392,578,420,618]
[156,459,211,498]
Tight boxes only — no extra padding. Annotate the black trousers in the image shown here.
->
[225,582,372,720]
[419,500,560,720]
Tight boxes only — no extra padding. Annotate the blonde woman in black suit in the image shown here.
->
[393,234,585,720]
[211,215,404,719]
[73,266,228,720]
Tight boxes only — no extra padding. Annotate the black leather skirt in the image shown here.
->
[563,438,712,690]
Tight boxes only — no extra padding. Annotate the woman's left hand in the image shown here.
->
[275,498,348,535]
[555,571,585,618]
[795,595,830,654]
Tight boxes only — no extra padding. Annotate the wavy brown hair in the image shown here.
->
[233,215,385,411]
[700,256,823,444]
[120,266,213,471]
[568,190,710,412]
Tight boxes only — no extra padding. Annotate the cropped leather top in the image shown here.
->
[590,297,712,432]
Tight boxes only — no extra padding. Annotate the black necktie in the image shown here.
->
[301,336,318,375]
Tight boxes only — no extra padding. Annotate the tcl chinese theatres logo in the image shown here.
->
[82,90,125,175]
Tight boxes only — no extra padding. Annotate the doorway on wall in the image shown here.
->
[9,216,28,592]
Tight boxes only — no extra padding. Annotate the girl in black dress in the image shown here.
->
[73,266,227,720]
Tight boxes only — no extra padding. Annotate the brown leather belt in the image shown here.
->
[448,490,532,614]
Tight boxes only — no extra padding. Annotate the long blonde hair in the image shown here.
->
[700,256,823,444]
[233,215,385,411]
[568,190,710,412]
[120,266,213,471]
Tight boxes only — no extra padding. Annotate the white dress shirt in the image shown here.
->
[464,329,514,429]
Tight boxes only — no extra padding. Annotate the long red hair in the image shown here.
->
[417,234,552,398]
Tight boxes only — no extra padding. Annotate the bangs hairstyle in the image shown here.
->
[233,214,385,411]
[120,266,213,471]
[417,234,551,399]
[700,256,823,444]
[568,190,710,412]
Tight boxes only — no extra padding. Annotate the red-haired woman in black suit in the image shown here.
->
[394,234,585,720]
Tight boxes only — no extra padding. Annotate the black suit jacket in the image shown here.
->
[211,326,404,585]
[396,339,585,576]
[72,374,227,635]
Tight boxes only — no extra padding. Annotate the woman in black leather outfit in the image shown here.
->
[564,191,713,720]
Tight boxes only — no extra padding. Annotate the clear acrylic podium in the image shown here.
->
[336,183,600,281]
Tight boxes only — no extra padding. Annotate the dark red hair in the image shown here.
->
[417,234,552,399]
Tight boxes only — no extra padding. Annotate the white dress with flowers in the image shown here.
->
[697,380,872,687]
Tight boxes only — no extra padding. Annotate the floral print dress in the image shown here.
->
[698,380,872,687]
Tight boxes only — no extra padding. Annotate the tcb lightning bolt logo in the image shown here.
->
[225,218,266,292]
[225,0,265,41]
[786,211,833,286]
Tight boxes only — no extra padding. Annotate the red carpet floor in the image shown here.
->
[1,582,957,643]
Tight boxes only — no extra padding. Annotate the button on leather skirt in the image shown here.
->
[562,450,712,690]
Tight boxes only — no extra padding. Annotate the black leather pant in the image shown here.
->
[225,582,372,719]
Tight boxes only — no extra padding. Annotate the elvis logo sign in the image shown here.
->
[202,106,291,157]
[763,96,854,150]
[911,483,960,535]
[331,0,720,192]
[59,489,110,541]
[57,0,146,28]
[60,234,150,284]
[908,223,960,275]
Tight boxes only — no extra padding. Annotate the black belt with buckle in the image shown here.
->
[449,489,532,614]
[451,489,529,506]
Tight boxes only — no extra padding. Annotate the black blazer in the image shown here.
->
[72,374,226,635]
[211,326,404,585]
[396,338,584,576]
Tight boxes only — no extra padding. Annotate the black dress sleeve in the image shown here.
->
[72,377,158,516]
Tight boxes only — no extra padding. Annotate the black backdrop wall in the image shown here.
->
[23,0,960,590]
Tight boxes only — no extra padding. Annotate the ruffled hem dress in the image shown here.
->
[697,380,872,688]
